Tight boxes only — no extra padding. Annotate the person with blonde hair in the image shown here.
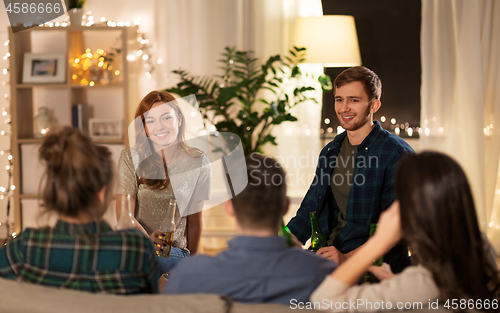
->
[0,127,158,294]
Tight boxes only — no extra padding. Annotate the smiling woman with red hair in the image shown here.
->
[116,90,211,274]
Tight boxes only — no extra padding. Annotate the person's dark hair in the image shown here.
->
[395,151,500,306]
[39,127,114,218]
[134,90,202,190]
[334,66,382,101]
[230,153,287,230]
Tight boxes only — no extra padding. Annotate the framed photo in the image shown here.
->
[89,118,123,140]
[22,53,66,83]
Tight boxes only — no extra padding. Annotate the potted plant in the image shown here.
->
[166,46,331,155]
[66,0,86,25]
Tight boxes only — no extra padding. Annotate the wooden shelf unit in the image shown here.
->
[8,25,140,233]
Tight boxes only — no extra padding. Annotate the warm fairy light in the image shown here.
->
[2,69,8,74]
[10,185,15,190]
[142,54,149,60]
[395,127,400,136]
[100,17,106,22]
[7,155,12,160]
[137,50,143,56]
[380,116,386,122]
[114,70,120,75]
[324,118,330,125]
[41,128,47,134]
[407,128,413,137]
[72,74,77,80]
[75,58,80,63]
[4,40,9,46]
[89,81,95,87]
[390,118,396,125]
[5,165,9,170]
[0,186,5,192]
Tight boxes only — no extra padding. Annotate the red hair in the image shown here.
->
[134,91,202,189]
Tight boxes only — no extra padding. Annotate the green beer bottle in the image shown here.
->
[364,223,383,283]
[279,219,294,247]
[310,211,326,252]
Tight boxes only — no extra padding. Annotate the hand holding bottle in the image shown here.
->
[150,230,167,252]
[156,199,177,258]
[368,262,396,281]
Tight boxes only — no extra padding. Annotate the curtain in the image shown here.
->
[154,0,324,197]
[420,0,500,252]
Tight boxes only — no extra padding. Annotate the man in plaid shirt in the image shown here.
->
[287,66,414,273]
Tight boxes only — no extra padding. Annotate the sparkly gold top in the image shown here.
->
[117,148,211,250]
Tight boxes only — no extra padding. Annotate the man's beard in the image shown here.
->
[336,104,371,131]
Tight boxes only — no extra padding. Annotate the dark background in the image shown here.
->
[321,0,421,136]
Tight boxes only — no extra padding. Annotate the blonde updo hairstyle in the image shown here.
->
[38,127,114,219]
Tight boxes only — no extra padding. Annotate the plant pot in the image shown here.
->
[68,8,84,26]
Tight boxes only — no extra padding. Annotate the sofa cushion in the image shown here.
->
[0,277,225,313]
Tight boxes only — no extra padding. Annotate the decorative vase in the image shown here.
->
[68,8,84,26]
[34,107,52,138]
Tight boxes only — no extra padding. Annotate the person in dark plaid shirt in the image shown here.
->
[287,66,414,274]
[0,127,159,294]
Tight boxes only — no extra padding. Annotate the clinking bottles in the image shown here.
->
[365,223,383,284]
[310,211,326,252]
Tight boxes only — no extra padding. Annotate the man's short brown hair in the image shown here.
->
[334,66,382,101]
[230,153,287,230]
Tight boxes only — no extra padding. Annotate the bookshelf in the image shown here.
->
[8,25,140,233]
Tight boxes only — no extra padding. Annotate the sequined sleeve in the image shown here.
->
[116,149,138,196]
[191,155,211,202]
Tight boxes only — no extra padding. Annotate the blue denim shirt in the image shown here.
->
[287,122,414,272]
[163,236,337,304]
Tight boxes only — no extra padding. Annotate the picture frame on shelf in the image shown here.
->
[22,53,66,83]
[89,118,123,140]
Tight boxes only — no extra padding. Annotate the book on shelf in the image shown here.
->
[71,103,89,134]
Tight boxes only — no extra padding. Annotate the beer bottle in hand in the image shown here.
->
[279,219,294,247]
[310,211,326,252]
[364,223,383,283]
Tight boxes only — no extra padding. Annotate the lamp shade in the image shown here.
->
[293,16,362,67]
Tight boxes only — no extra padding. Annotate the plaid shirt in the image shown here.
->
[287,122,414,271]
[0,220,159,294]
